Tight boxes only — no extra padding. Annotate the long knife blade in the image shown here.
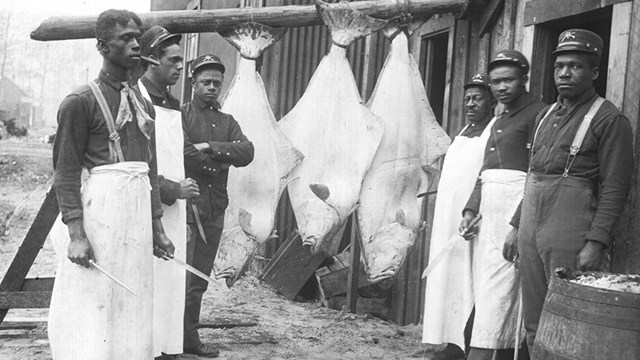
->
[190,202,208,244]
[162,255,217,286]
[89,259,137,295]
[421,214,482,279]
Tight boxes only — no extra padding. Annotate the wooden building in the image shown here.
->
[150,0,640,325]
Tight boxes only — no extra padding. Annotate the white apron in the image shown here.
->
[471,168,525,348]
[140,82,188,356]
[422,118,496,348]
[48,162,154,360]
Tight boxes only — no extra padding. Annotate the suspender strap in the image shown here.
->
[529,103,557,171]
[562,97,605,177]
[88,80,125,163]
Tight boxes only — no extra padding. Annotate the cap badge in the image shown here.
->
[203,55,214,62]
[560,31,576,42]
[496,53,507,58]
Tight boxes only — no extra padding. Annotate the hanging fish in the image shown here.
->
[357,24,451,283]
[279,1,386,256]
[214,22,304,287]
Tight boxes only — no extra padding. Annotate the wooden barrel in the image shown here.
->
[532,274,640,359]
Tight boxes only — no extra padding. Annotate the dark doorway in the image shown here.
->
[419,31,449,125]
[530,6,612,104]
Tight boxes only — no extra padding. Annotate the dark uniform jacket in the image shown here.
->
[465,92,546,214]
[511,88,633,248]
[182,95,254,224]
[53,71,162,223]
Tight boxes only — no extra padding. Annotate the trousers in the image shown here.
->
[183,214,223,349]
[517,174,596,349]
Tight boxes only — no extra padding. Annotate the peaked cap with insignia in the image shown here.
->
[553,29,603,58]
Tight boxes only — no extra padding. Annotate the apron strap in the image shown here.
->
[563,97,605,177]
[88,80,125,163]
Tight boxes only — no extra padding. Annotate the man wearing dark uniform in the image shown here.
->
[182,54,254,358]
[511,29,633,353]
[461,51,545,360]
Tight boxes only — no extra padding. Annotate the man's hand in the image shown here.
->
[67,218,94,267]
[193,142,210,152]
[503,227,518,262]
[576,240,604,271]
[178,178,199,199]
[459,210,479,240]
[152,219,175,259]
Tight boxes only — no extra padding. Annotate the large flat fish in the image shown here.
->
[357,25,451,283]
[215,23,304,287]
[279,1,386,256]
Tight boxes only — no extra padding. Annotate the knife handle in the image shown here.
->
[461,214,482,236]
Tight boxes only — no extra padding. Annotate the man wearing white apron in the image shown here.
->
[49,10,175,360]
[461,51,545,360]
[423,74,496,359]
[138,26,200,360]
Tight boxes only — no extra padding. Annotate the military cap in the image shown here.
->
[190,54,226,77]
[488,50,530,74]
[553,29,603,58]
[464,73,491,91]
[140,25,182,58]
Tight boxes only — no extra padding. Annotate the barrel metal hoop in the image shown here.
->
[544,295,640,331]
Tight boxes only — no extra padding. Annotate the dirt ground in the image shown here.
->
[0,136,446,360]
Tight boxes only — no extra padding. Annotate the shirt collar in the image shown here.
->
[193,93,221,110]
[140,75,167,99]
[557,87,597,111]
[502,92,535,117]
[99,70,126,91]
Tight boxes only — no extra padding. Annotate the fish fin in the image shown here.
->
[316,0,387,47]
[309,183,331,202]
[220,22,288,59]
[395,209,406,225]
[238,208,253,232]
[275,130,304,182]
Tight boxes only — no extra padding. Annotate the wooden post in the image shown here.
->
[0,187,59,323]
[30,0,473,42]
[346,215,361,313]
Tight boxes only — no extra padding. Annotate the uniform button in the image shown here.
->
[496,129,502,133]
[212,124,216,127]
[218,151,221,155]
[490,147,496,151]
[553,123,558,128]
[213,169,216,172]
[226,152,230,156]
[208,184,212,188]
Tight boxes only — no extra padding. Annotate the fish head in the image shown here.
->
[364,220,416,284]
[298,197,341,254]
[213,227,258,288]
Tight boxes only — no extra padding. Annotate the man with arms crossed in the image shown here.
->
[182,54,254,358]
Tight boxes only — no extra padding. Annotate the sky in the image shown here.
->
[3,0,150,16]
[0,0,153,127]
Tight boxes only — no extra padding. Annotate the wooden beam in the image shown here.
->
[606,2,633,119]
[0,291,51,309]
[478,0,503,36]
[0,188,59,323]
[524,0,628,26]
[31,0,470,42]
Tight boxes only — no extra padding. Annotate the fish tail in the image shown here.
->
[316,0,387,47]
[220,22,288,59]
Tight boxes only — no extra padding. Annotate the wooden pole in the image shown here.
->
[30,0,471,42]
[346,215,361,313]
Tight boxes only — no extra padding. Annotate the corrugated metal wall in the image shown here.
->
[259,0,391,259]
